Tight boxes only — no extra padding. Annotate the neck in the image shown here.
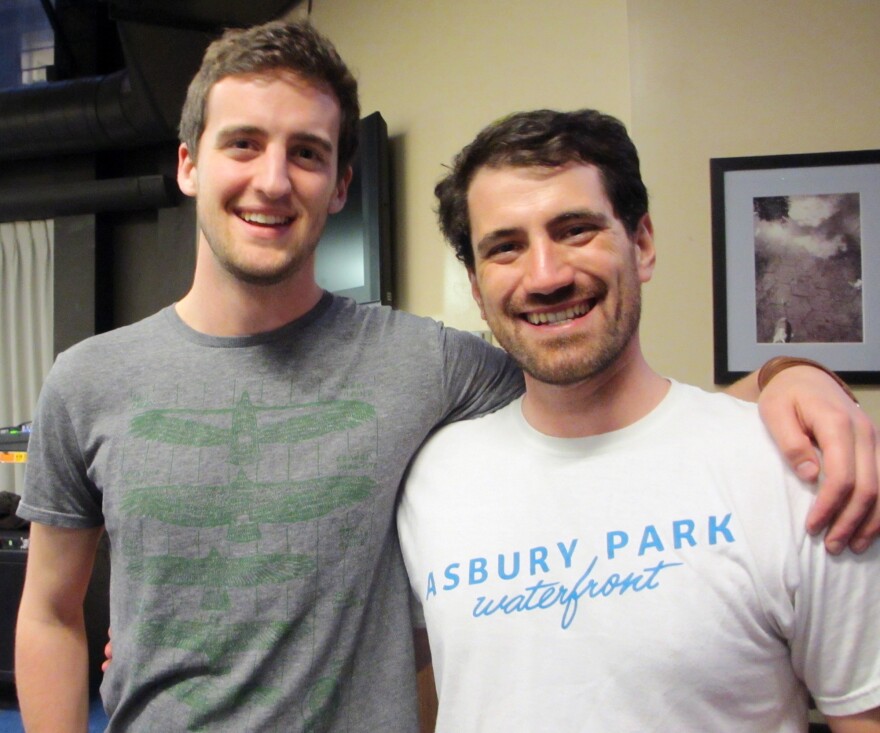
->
[520,336,670,438]
[175,242,324,337]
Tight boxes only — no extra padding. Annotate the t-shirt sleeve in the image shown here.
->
[17,372,104,529]
[435,326,523,426]
[789,480,880,716]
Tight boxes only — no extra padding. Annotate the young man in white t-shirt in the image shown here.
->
[398,109,880,732]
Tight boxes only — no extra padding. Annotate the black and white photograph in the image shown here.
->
[753,192,862,345]
[711,149,880,384]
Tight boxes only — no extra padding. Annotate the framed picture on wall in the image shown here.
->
[710,149,880,385]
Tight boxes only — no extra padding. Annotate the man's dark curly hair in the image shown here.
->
[179,19,360,176]
[435,109,649,270]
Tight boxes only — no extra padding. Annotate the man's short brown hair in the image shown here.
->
[179,19,360,175]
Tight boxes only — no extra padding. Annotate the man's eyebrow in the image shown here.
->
[214,124,264,142]
[549,209,610,229]
[213,126,334,154]
[288,132,335,154]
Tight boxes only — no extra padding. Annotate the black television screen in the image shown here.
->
[315,112,394,306]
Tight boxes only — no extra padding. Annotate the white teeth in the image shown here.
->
[526,302,590,325]
[240,212,292,225]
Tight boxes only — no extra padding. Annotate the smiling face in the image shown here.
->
[177,70,350,288]
[467,162,655,386]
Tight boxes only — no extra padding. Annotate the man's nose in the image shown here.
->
[254,146,293,199]
[523,238,575,294]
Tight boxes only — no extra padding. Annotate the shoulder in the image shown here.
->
[672,381,758,415]
[402,403,517,509]
[327,296,447,339]
[668,382,815,525]
[40,310,172,408]
[325,295,502,361]
[58,308,169,353]
[415,400,515,458]
[648,383,798,502]
[669,381,767,442]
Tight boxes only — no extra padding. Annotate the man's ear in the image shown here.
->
[634,213,657,283]
[328,165,353,214]
[177,143,198,198]
[468,268,487,321]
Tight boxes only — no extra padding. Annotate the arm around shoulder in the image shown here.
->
[726,358,880,554]
[15,522,103,733]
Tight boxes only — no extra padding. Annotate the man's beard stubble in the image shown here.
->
[492,283,642,387]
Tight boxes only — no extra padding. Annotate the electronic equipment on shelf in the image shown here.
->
[0,422,30,463]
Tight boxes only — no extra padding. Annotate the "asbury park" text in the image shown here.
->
[422,513,735,629]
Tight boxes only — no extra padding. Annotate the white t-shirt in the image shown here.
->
[398,381,880,733]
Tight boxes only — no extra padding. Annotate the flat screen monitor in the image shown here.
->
[315,112,394,306]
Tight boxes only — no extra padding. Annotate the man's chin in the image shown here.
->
[507,339,620,386]
[223,258,309,287]
[234,270,294,287]
[522,364,598,386]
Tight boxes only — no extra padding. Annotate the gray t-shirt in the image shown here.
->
[19,292,523,732]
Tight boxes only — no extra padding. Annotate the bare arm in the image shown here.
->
[826,707,880,732]
[414,627,437,733]
[16,522,103,733]
[722,365,879,554]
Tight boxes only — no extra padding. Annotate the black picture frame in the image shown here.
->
[710,149,880,384]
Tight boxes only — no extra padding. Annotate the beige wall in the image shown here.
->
[307,0,878,418]
[629,0,879,417]
[306,0,632,326]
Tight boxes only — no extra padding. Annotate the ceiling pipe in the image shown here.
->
[0,174,179,221]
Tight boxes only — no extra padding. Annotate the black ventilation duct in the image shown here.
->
[0,69,170,161]
[0,174,178,222]
[0,0,304,162]
[105,0,302,31]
